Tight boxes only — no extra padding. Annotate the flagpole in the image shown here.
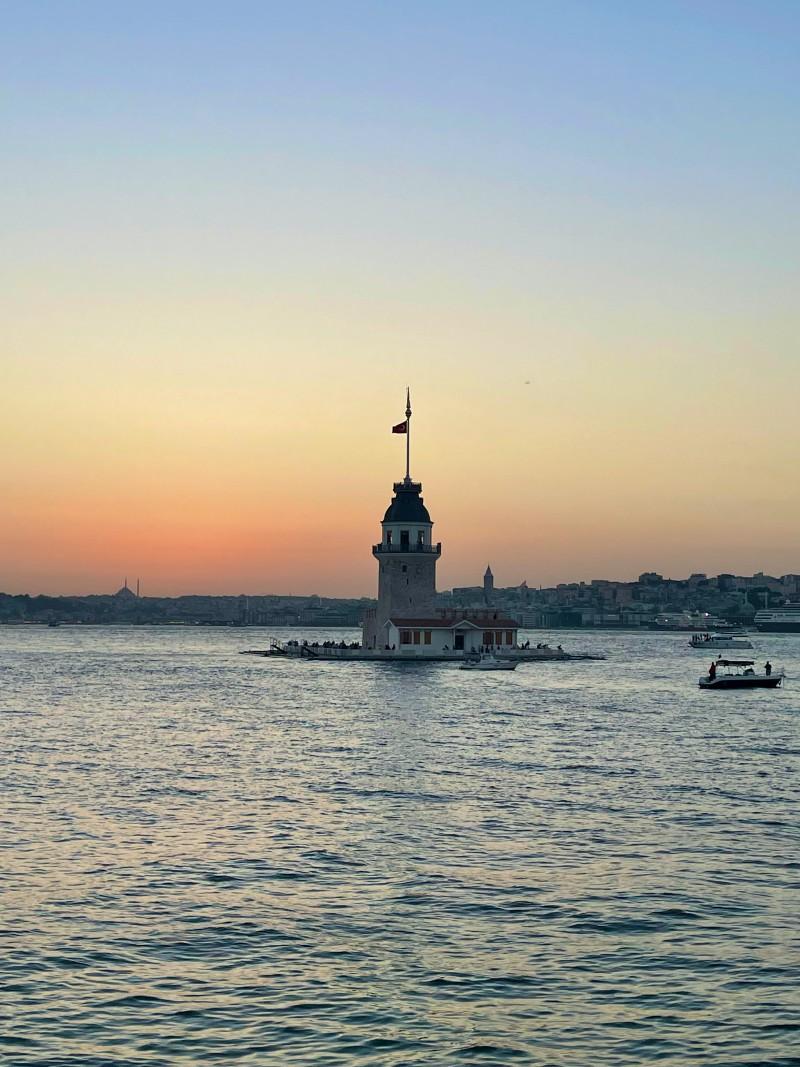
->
[405,387,411,480]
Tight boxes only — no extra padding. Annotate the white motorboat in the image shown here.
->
[699,658,784,690]
[460,653,517,672]
[689,632,752,650]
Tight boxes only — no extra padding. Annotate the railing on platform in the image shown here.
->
[372,542,442,554]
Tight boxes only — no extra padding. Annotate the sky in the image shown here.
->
[3,1,799,597]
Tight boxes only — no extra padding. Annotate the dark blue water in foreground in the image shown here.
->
[1,626,799,1066]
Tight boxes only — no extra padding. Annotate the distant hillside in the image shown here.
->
[0,592,375,626]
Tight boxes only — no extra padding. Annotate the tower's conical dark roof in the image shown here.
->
[383,479,432,524]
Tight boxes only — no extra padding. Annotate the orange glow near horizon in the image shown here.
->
[4,353,800,596]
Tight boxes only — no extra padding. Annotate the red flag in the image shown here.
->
[392,420,408,434]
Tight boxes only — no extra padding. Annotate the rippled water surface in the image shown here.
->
[2,626,799,1065]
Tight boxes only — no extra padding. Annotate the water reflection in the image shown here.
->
[1,626,798,1064]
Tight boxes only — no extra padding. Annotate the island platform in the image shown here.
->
[241,639,604,663]
[242,394,605,669]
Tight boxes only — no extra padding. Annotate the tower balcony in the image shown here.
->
[373,542,441,556]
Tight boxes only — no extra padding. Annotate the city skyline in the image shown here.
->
[3,564,796,631]
[4,562,799,603]
[4,3,800,596]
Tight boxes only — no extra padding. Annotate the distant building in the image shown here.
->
[452,585,483,603]
[114,579,137,603]
[638,572,664,585]
[382,614,521,653]
[483,564,494,605]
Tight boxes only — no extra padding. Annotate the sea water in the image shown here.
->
[1,626,798,1065]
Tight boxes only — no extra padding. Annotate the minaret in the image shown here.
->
[484,564,494,605]
[362,392,442,649]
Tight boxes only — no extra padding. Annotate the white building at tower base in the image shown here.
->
[381,614,522,655]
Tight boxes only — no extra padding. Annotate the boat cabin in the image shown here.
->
[715,658,757,674]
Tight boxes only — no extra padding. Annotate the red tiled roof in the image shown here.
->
[386,616,519,629]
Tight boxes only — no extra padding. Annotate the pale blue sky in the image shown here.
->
[5,2,798,323]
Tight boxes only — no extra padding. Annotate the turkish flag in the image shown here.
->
[392,420,408,434]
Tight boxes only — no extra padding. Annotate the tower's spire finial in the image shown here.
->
[405,387,412,480]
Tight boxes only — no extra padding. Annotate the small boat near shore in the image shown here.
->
[690,632,753,650]
[460,652,517,671]
[699,658,784,690]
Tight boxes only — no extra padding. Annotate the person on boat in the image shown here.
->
[708,661,717,681]
[765,661,772,677]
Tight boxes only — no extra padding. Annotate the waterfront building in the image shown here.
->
[380,615,522,653]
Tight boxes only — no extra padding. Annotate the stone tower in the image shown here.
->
[361,393,442,649]
[484,564,494,604]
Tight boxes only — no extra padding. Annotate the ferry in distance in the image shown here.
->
[754,605,800,633]
[655,612,732,631]
[690,632,753,650]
